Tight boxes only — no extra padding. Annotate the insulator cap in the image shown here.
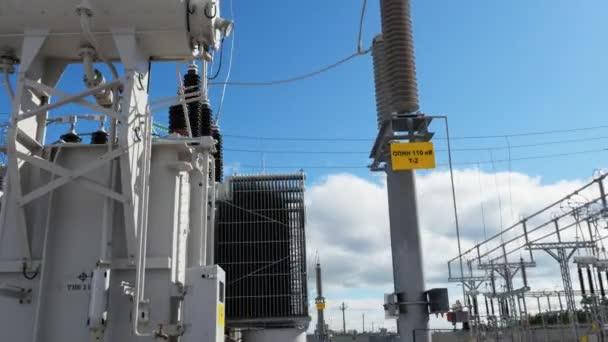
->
[60,132,82,143]
[90,130,109,144]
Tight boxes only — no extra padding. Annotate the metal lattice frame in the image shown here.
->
[215,173,309,328]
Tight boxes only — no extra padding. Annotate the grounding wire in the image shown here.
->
[215,0,235,124]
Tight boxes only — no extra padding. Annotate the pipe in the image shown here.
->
[82,51,96,84]
[131,110,153,337]
[32,147,62,342]
[79,13,119,80]
[200,151,210,266]
[207,156,216,265]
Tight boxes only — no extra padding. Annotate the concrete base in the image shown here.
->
[243,328,307,342]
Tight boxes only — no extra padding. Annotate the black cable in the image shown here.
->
[22,263,39,280]
[208,39,225,80]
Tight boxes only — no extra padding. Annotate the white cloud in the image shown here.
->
[305,169,591,332]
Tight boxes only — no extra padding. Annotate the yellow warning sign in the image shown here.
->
[316,302,326,310]
[390,142,436,170]
[218,303,225,327]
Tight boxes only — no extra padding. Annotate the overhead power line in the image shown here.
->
[232,147,608,170]
[223,124,608,142]
[210,0,371,88]
[224,135,608,155]
[209,52,368,87]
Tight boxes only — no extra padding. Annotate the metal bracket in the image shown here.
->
[155,324,184,339]
[370,113,434,170]
[0,283,32,304]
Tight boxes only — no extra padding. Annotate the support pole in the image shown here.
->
[385,166,428,340]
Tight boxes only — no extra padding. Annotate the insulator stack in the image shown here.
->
[201,102,213,137]
[490,271,497,296]
[211,125,223,182]
[380,0,420,114]
[90,130,109,144]
[597,269,605,297]
[472,296,479,318]
[372,35,393,129]
[168,104,188,136]
[587,267,595,295]
[578,267,587,297]
[183,68,202,137]
[521,258,528,287]
[484,296,490,317]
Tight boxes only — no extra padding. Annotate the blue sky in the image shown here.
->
[2,0,607,185]
[2,0,608,333]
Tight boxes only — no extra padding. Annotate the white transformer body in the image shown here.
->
[0,0,223,60]
[0,143,221,341]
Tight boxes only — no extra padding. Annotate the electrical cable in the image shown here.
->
[208,39,225,80]
[212,0,371,91]
[358,0,368,54]
[477,163,489,243]
[229,147,608,170]
[505,136,515,222]
[210,52,368,87]
[490,150,505,242]
[214,0,235,124]
[222,135,608,154]
[220,124,608,142]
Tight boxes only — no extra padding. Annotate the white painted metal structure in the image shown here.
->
[0,0,231,341]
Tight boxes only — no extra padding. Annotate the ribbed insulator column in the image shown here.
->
[372,35,393,129]
[183,68,202,137]
[380,0,420,114]
[211,125,223,182]
[201,102,213,137]
[168,104,188,136]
